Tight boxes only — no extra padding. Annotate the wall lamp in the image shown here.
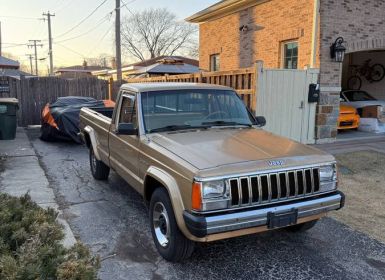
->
[330,37,346,63]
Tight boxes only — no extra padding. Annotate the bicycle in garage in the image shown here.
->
[347,59,385,90]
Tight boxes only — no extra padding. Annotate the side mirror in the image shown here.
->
[116,123,138,135]
[255,116,266,127]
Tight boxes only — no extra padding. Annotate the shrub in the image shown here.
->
[0,193,100,280]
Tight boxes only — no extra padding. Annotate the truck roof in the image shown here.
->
[120,82,233,93]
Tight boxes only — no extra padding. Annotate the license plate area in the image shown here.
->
[267,209,298,229]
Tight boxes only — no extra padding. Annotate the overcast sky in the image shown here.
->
[0,0,217,72]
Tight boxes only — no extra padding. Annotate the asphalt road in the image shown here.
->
[27,129,385,280]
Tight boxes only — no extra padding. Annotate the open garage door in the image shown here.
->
[339,50,385,139]
[255,68,319,144]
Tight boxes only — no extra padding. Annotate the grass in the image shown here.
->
[0,193,99,280]
[332,150,385,243]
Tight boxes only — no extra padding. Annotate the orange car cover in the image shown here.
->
[41,103,59,129]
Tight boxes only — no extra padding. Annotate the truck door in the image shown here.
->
[109,93,141,191]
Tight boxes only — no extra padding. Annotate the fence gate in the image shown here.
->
[256,67,319,144]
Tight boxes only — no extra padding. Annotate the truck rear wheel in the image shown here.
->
[149,188,195,262]
[89,146,110,180]
[286,220,318,232]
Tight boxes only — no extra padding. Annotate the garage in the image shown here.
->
[317,0,385,143]
[337,50,385,140]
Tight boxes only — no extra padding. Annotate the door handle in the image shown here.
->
[299,101,304,109]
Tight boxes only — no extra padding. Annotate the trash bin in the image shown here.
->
[0,98,19,140]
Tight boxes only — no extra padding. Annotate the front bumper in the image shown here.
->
[338,115,360,129]
[183,191,345,238]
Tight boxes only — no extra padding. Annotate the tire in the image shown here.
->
[89,146,110,180]
[286,220,318,232]
[370,63,385,82]
[149,188,195,262]
[347,75,362,90]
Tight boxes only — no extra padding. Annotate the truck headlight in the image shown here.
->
[202,180,226,199]
[192,180,230,211]
[319,163,338,192]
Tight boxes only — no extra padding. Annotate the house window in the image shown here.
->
[210,54,220,71]
[282,42,298,69]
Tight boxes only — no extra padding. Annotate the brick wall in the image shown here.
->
[199,0,316,71]
[317,0,385,142]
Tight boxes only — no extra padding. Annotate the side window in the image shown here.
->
[282,41,298,69]
[210,54,220,71]
[119,96,137,127]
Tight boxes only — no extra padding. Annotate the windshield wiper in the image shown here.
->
[201,120,252,127]
[149,125,209,133]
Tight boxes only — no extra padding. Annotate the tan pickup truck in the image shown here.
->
[79,83,344,262]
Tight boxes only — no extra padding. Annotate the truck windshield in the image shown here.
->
[141,89,254,133]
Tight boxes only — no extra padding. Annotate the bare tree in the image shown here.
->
[86,54,112,68]
[121,8,197,61]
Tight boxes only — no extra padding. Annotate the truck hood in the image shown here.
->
[149,128,330,171]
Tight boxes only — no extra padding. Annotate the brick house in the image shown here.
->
[187,0,385,142]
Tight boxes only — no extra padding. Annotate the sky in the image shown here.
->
[0,0,218,74]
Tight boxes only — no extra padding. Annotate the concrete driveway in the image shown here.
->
[26,129,385,280]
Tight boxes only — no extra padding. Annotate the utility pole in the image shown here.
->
[115,0,122,83]
[28,40,43,76]
[0,21,2,56]
[42,12,55,75]
[25,54,34,74]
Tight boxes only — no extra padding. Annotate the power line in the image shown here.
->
[55,0,108,39]
[55,42,85,58]
[2,43,29,48]
[55,15,111,43]
[0,15,39,20]
[120,0,136,15]
[86,24,113,57]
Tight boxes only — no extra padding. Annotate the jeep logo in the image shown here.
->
[268,160,285,166]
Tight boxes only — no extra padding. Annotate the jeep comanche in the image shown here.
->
[79,83,344,262]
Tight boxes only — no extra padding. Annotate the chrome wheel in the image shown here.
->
[152,202,170,248]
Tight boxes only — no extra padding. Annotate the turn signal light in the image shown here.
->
[192,182,202,210]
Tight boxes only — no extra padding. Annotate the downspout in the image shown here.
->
[310,0,320,68]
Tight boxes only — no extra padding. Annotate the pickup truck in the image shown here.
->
[79,83,345,262]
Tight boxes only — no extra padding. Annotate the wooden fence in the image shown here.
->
[125,67,256,111]
[1,77,108,126]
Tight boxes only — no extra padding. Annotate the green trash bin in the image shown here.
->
[0,98,19,140]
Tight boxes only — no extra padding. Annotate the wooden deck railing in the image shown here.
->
[125,67,256,111]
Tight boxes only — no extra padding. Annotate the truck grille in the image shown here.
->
[229,168,320,207]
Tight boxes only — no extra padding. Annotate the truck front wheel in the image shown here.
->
[89,146,110,180]
[149,188,195,262]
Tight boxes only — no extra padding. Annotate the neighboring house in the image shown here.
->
[55,61,110,79]
[0,56,20,69]
[187,0,385,142]
[0,55,34,79]
[93,56,199,81]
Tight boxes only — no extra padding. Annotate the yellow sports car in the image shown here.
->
[338,105,360,130]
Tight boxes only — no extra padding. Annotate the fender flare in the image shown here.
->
[145,166,191,239]
[83,126,101,160]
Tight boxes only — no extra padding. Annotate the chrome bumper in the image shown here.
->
[183,192,344,237]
